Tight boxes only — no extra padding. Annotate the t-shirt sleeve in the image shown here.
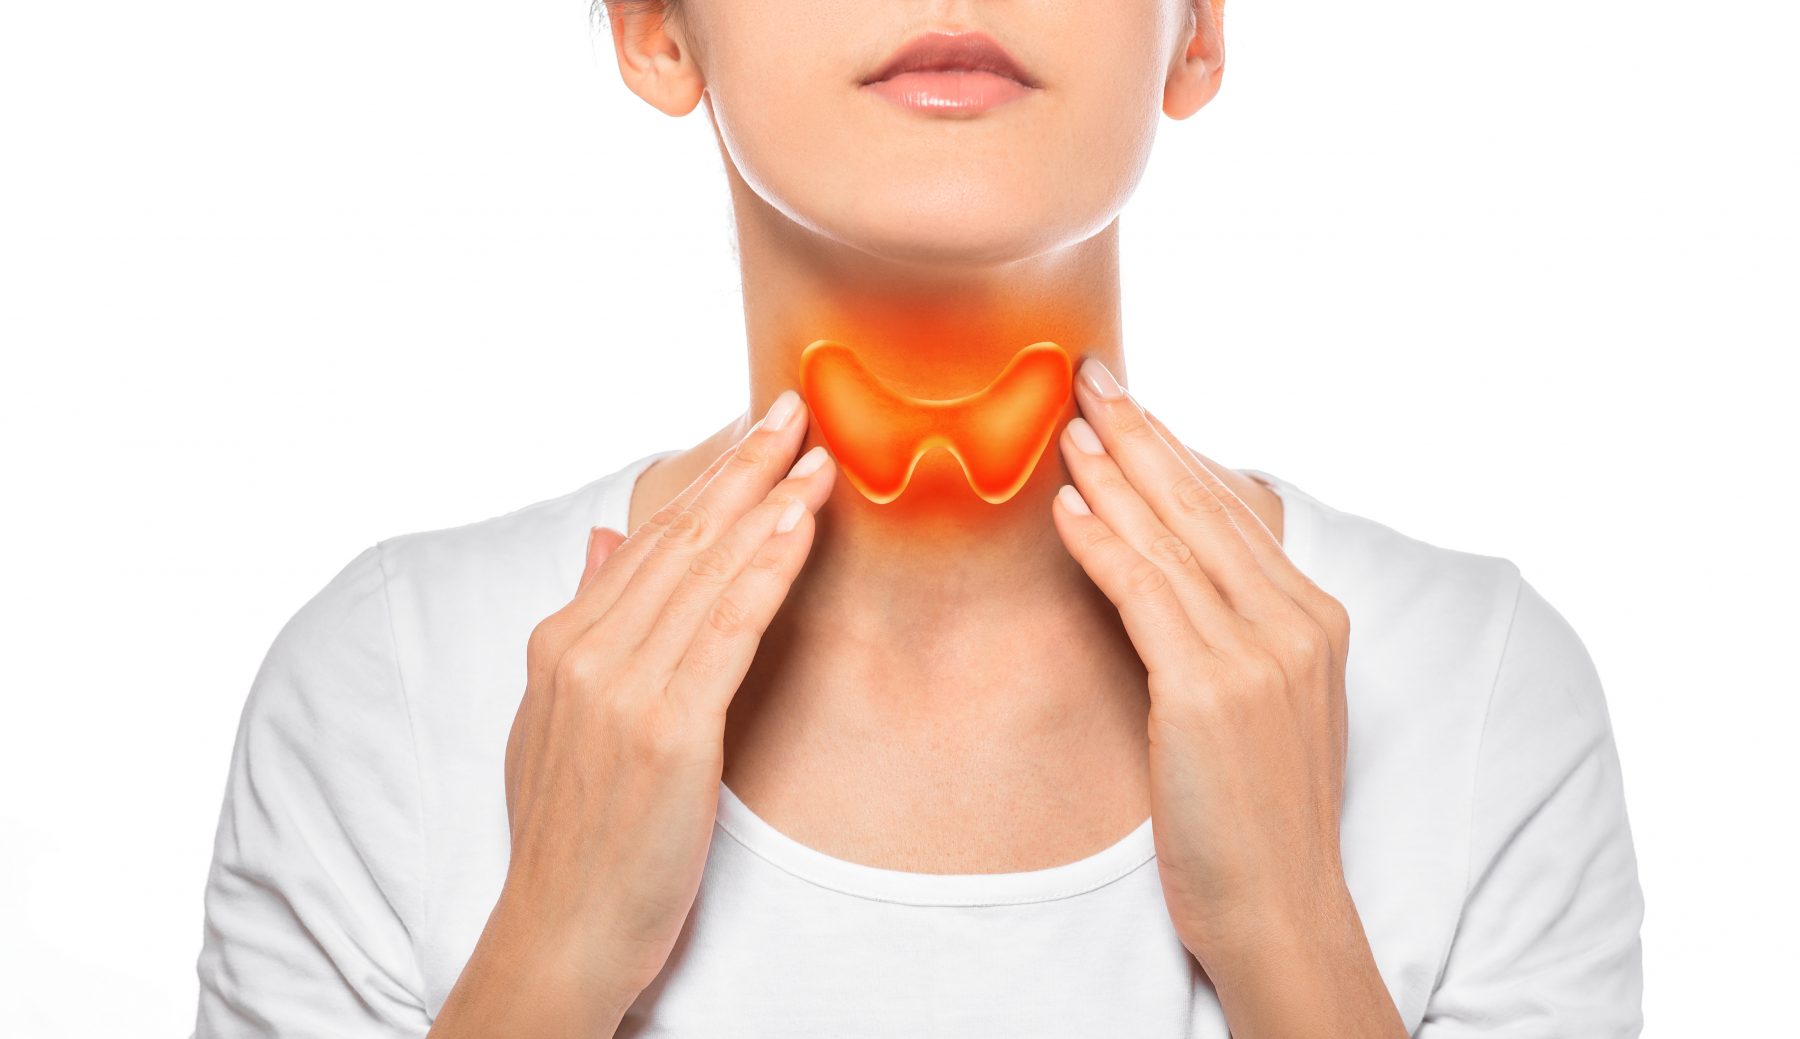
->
[1415,575,1645,1038]
[193,544,432,1038]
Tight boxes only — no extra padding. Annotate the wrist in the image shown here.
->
[432,885,647,1039]
[1182,880,1405,1039]
[499,882,655,1016]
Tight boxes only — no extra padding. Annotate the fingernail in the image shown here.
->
[787,444,828,479]
[1078,357,1125,400]
[763,389,801,431]
[1057,484,1092,515]
[774,497,807,534]
[1065,417,1105,455]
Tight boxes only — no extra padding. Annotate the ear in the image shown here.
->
[608,1,707,117]
[1163,0,1226,119]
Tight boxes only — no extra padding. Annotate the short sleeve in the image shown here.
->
[193,544,432,1038]
[1415,576,1645,1038]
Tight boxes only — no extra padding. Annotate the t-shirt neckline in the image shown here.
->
[600,448,1319,907]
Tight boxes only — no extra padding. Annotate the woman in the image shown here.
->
[192,1,1645,1035]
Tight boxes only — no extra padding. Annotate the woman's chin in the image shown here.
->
[827,211,1094,271]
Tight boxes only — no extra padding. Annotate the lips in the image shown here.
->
[862,30,1039,89]
[861,30,1039,115]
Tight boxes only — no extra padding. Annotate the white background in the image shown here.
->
[2,0,1793,1034]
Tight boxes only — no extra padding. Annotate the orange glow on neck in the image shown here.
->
[799,340,1073,505]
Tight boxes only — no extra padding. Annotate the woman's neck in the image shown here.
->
[621,172,1147,712]
[631,164,1278,726]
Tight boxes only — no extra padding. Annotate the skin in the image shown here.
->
[431,1,1407,1036]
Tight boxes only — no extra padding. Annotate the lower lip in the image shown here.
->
[862,70,1035,115]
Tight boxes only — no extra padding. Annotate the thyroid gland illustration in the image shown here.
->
[798,339,1074,505]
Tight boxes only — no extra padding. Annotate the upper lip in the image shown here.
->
[862,30,1039,88]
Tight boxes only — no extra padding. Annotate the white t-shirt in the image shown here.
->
[192,450,1645,1037]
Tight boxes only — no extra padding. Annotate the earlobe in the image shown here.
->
[1163,0,1226,120]
[608,4,707,117]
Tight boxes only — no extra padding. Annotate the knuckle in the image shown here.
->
[748,541,786,572]
[1320,594,1352,640]
[1243,650,1288,693]
[1279,621,1330,666]
[678,635,725,683]
[647,503,683,531]
[1127,558,1170,597]
[729,441,767,471]
[1148,533,1194,567]
[1171,473,1223,516]
[706,593,754,637]
[553,646,607,692]
[662,502,713,547]
[525,615,565,663]
[688,542,736,581]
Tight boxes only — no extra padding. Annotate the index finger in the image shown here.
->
[544,391,807,651]
[1073,358,1278,619]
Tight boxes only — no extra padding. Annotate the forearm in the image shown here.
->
[1194,879,1409,1039]
[428,890,644,1039]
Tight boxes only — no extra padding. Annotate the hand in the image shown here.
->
[1049,358,1355,970]
[430,390,836,1038]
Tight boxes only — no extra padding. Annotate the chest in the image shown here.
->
[717,738,1154,876]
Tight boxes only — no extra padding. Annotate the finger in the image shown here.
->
[1137,403,1350,696]
[557,390,807,648]
[600,389,813,653]
[526,438,751,672]
[640,444,836,673]
[1058,416,1253,652]
[577,526,628,596]
[1073,357,1286,622]
[1136,408,1323,610]
[578,427,755,614]
[1049,482,1209,681]
[664,466,829,721]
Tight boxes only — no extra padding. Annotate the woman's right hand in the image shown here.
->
[430,389,834,1038]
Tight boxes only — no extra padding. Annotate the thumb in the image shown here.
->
[576,525,627,594]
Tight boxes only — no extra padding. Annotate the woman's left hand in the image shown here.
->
[1051,358,1402,1037]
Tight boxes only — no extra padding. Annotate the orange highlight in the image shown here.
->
[799,340,1073,505]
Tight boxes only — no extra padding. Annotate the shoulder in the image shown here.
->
[254,450,670,727]
[1250,468,1525,668]
[1270,470,1603,715]
[370,450,671,643]
[376,450,668,606]
[1251,467,1617,813]
[1263,468,1615,740]
[326,451,675,732]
